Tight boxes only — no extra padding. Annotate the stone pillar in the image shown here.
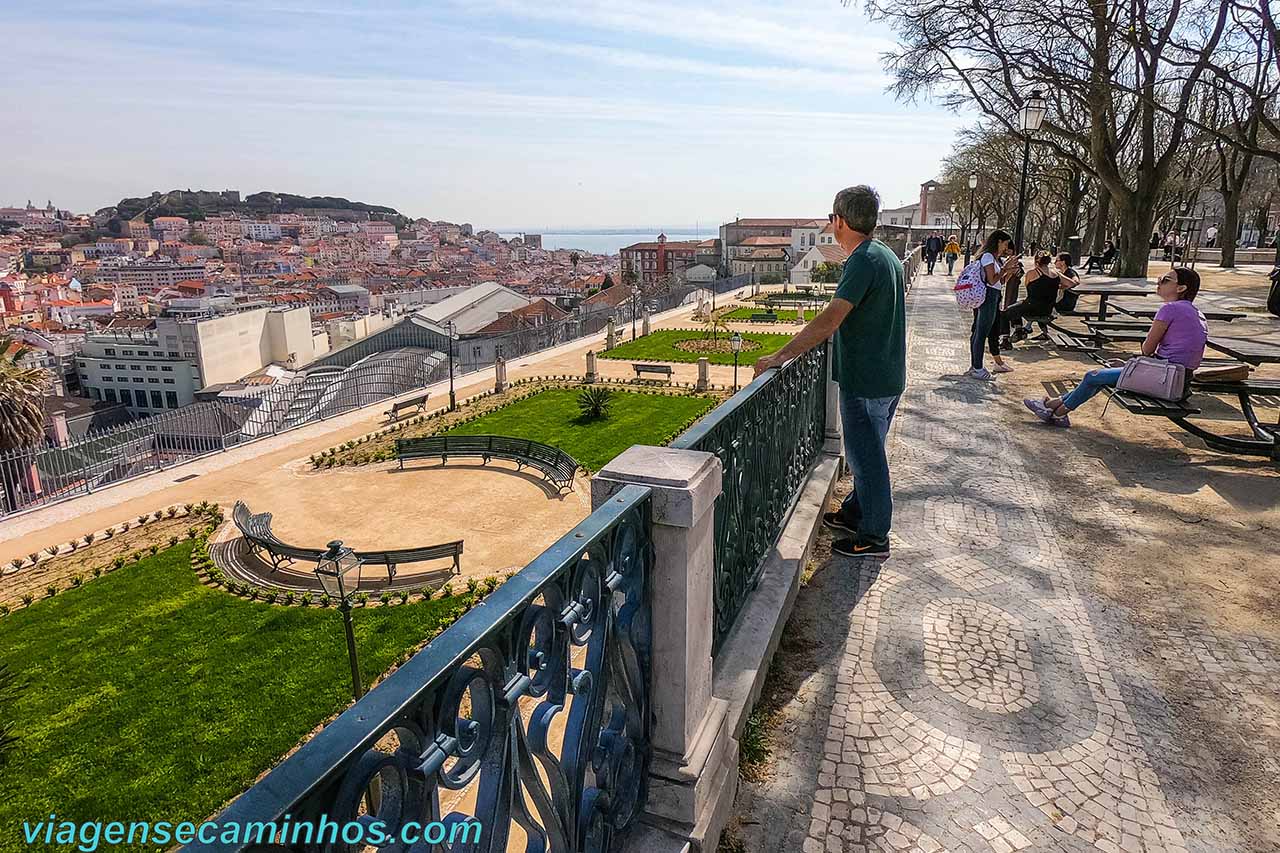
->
[48,412,70,446]
[695,357,710,392]
[824,338,842,457]
[586,350,597,383]
[592,447,734,849]
[493,356,508,393]
[606,318,618,351]
[642,309,652,337]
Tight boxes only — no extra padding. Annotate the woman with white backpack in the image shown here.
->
[956,229,1021,380]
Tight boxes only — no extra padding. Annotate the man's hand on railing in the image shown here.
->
[753,354,785,377]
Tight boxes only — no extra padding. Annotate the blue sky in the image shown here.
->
[2,0,962,229]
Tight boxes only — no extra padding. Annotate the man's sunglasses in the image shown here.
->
[828,213,839,223]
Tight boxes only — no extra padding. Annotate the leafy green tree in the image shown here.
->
[811,262,842,283]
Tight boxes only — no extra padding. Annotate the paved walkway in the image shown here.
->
[733,273,1280,853]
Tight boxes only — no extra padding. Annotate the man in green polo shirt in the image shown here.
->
[754,185,906,557]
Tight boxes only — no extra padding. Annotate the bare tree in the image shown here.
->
[866,0,1233,276]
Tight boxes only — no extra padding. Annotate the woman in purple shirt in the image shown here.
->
[1024,268,1207,427]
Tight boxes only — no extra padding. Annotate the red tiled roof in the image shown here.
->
[739,236,793,246]
[474,299,569,334]
[620,241,699,252]
[732,218,817,227]
[580,285,631,309]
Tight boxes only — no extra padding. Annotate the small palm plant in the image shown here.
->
[577,387,613,421]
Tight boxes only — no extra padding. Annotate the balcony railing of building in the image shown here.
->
[182,340,837,853]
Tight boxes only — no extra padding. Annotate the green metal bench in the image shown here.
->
[395,434,580,491]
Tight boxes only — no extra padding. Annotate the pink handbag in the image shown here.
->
[1115,356,1187,401]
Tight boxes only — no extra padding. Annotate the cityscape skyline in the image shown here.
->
[2,0,961,226]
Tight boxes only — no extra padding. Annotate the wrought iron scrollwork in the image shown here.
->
[673,344,828,651]
[184,485,653,853]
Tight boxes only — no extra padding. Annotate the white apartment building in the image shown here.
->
[76,306,317,415]
[96,261,209,296]
[360,221,397,239]
[241,222,282,241]
[790,221,823,263]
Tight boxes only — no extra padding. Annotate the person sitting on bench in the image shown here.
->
[1053,252,1082,314]
[1023,268,1207,427]
[1084,241,1115,274]
[1002,252,1063,343]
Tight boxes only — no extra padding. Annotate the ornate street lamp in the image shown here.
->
[964,173,978,264]
[631,288,639,341]
[730,332,743,392]
[445,319,457,411]
[1014,90,1047,256]
[314,540,365,700]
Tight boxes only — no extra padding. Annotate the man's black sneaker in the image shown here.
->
[822,512,858,536]
[832,536,890,558]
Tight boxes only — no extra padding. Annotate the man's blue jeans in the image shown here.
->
[838,389,901,542]
[1061,367,1123,410]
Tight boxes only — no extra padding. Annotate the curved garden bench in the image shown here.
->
[232,501,463,575]
[394,434,580,491]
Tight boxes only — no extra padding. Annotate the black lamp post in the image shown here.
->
[631,288,638,340]
[964,173,978,264]
[445,320,456,411]
[314,540,365,700]
[730,332,743,391]
[1013,91,1047,256]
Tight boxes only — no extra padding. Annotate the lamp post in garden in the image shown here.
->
[1014,91,1047,256]
[730,332,743,392]
[964,173,978,264]
[631,288,639,340]
[445,320,457,412]
[314,540,365,700]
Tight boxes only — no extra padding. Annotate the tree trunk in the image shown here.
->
[1056,170,1087,249]
[1085,192,1111,252]
[1112,193,1154,278]
[1219,190,1241,268]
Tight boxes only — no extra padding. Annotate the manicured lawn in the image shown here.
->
[0,544,464,851]
[723,306,818,322]
[598,330,793,366]
[447,388,716,470]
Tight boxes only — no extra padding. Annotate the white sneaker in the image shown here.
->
[991,362,1014,374]
[967,367,994,381]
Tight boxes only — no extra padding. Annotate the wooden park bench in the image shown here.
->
[632,363,674,383]
[359,541,464,578]
[395,434,580,491]
[749,312,780,323]
[232,500,464,574]
[1043,324,1098,352]
[385,392,430,421]
[1081,354,1279,461]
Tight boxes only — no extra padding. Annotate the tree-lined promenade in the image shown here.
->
[867,0,1279,275]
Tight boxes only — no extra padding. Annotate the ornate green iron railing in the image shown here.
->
[183,484,654,853]
[672,342,829,651]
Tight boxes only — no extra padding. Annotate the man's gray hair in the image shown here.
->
[833,185,880,235]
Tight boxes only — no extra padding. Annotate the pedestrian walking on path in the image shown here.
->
[968,230,1019,380]
[755,184,905,557]
[943,234,961,275]
[924,232,944,275]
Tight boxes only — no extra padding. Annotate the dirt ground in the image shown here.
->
[0,511,200,608]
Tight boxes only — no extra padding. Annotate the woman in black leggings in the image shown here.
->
[1003,252,1064,342]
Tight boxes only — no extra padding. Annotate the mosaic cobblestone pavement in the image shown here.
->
[732,275,1280,853]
